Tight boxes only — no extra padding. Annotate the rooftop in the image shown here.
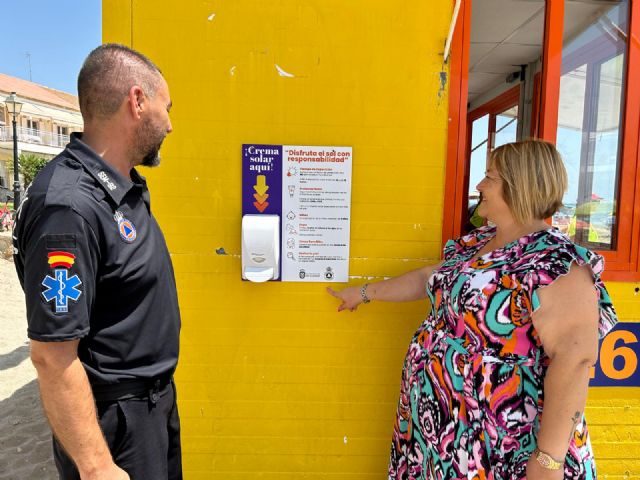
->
[0,73,79,111]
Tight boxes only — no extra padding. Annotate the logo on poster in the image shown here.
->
[325,267,334,280]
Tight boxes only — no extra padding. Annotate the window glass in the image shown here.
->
[554,1,627,250]
[494,105,518,148]
[468,114,490,216]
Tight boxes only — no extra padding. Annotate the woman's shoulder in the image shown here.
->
[524,228,617,338]
[525,228,604,276]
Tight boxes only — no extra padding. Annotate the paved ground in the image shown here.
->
[0,231,57,479]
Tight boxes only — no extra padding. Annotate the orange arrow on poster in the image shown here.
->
[253,193,269,203]
[253,175,269,196]
[253,201,269,213]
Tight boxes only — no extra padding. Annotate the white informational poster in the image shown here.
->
[281,146,353,282]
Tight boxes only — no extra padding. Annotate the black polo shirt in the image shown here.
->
[13,133,180,386]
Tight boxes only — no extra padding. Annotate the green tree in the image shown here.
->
[18,153,48,187]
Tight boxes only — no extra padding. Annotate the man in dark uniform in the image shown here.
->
[13,44,181,480]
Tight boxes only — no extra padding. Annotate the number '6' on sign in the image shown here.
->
[589,323,639,387]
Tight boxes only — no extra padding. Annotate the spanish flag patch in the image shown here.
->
[47,251,76,269]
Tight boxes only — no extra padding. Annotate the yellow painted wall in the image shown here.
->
[591,283,640,479]
[103,1,639,478]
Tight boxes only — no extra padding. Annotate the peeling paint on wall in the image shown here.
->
[275,64,295,78]
[438,71,448,99]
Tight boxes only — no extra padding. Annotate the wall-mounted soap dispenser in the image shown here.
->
[241,214,280,282]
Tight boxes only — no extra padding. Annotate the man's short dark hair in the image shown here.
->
[78,44,162,121]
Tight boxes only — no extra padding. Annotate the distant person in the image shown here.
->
[0,195,13,231]
[328,140,617,479]
[463,195,484,234]
[13,44,181,480]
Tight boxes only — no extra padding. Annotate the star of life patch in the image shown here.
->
[41,269,83,314]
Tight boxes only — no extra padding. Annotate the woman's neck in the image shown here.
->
[491,218,550,247]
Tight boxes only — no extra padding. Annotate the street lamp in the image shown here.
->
[4,92,23,209]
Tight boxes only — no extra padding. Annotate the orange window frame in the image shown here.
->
[467,85,520,145]
[444,0,640,282]
[463,86,520,222]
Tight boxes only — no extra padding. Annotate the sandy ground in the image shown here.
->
[0,231,58,479]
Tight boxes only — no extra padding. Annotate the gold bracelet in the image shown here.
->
[533,447,563,470]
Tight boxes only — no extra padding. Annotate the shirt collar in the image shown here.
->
[66,132,137,206]
[130,168,151,210]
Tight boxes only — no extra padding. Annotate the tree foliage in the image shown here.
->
[18,153,48,187]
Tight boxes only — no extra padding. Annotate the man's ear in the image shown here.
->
[127,85,145,119]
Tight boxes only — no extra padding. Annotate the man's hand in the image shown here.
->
[84,464,130,480]
[525,455,564,480]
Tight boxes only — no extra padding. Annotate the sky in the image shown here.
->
[0,1,101,95]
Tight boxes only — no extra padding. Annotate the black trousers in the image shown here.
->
[53,380,182,480]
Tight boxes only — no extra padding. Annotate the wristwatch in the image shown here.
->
[360,284,372,304]
[533,448,563,470]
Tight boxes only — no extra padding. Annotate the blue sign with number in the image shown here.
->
[590,322,640,387]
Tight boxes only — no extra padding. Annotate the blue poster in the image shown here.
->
[242,144,283,217]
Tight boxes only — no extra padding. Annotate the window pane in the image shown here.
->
[494,105,518,149]
[467,114,489,225]
[554,1,627,250]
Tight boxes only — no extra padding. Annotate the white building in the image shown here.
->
[0,73,83,200]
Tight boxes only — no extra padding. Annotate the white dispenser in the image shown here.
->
[241,214,280,282]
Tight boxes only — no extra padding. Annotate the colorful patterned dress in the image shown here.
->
[388,226,618,480]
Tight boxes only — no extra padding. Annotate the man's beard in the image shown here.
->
[136,120,166,167]
[141,144,162,167]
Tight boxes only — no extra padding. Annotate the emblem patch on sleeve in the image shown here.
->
[42,251,82,313]
[47,251,76,268]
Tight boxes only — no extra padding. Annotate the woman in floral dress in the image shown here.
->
[328,140,617,480]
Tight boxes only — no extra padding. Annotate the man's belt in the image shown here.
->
[91,375,172,403]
